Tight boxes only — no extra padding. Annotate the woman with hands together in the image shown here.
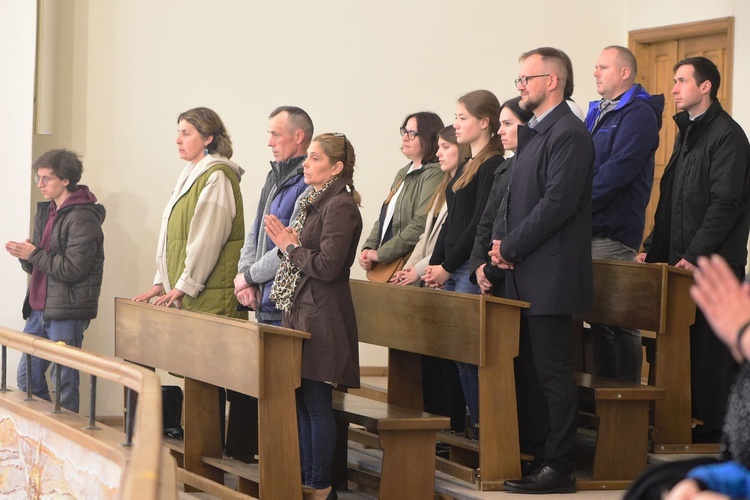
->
[265,133,362,500]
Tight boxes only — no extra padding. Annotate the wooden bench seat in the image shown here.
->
[574,372,665,486]
[332,391,449,499]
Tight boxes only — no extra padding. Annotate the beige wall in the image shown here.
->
[5,0,748,416]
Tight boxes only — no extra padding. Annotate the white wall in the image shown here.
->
[1,3,36,383]
[9,0,749,416]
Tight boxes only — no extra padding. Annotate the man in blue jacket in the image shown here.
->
[585,46,664,383]
[228,106,313,461]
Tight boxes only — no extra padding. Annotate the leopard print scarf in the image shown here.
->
[270,177,337,313]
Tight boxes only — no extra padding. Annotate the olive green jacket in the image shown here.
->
[363,161,443,264]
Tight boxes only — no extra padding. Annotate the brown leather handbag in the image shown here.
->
[366,252,412,283]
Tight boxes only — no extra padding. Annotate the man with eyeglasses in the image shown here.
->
[229,105,313,461]
[490,47,594,493]
[585,46,664,384]
[5,149,105,413]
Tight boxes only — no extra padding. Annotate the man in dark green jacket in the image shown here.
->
[6,149,105,413]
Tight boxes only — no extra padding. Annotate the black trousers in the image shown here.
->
[515,314,578,474]
[690,265,744,438]
[422,355,466,433]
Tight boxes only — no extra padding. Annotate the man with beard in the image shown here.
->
[490,47,594,493]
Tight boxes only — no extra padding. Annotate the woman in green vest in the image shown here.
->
[133,107,246,449]
[134,106,245,318]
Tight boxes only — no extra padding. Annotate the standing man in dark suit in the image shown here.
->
[490,47,594,494]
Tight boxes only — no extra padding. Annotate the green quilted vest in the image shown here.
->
[166,164,247,319]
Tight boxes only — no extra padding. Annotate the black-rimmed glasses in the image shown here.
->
[399,127,419,140]
[333,133,349,165]
[514,74,551,87]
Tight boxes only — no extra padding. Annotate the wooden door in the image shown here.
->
[629,18,734,245]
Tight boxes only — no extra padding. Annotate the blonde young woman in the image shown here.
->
[423,90,505,439]
[265,133,362,500]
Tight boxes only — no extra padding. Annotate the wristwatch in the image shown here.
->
[285,243,298,256]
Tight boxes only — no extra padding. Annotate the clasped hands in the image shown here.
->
[5,239,36,261]
[488,240,514,270]
[423,265,449,289]
[358,249,379,271]
[264,214,300,251]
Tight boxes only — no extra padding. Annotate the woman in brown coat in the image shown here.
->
[265,133,362,500]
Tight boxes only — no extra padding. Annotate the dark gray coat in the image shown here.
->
[21,195,106,320]
[284,179,363,388]
[469,157,514,290]
[494,103,594,316]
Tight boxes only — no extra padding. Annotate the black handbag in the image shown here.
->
[162,385,184,439]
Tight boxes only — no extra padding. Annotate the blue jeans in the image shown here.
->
[17,310,88,412]
[443,261,480,437]
[296,378,336,489]
[590,237,642,382]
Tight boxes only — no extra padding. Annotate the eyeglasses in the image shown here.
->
[514,74,551,87]
[34,174,60,186]
[399,127,419,140]
[333,133,349,166]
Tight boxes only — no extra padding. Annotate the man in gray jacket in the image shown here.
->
[227,106,313,460]
[6,149,105,413]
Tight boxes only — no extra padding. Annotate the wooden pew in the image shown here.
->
[350,280,529,491]
[574,372,664,486]
[114,298,310,499]
[332,391,449,499]
[575,259,701,453]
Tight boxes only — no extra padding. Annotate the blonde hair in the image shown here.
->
[453,90,504,192]
[313,133,361,206]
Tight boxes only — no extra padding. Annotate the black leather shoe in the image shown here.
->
[503,465,576,494]
[521,459,542,476]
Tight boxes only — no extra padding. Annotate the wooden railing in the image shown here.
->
[0,325,175,499]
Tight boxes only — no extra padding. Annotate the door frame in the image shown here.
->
[629,17,734,112]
